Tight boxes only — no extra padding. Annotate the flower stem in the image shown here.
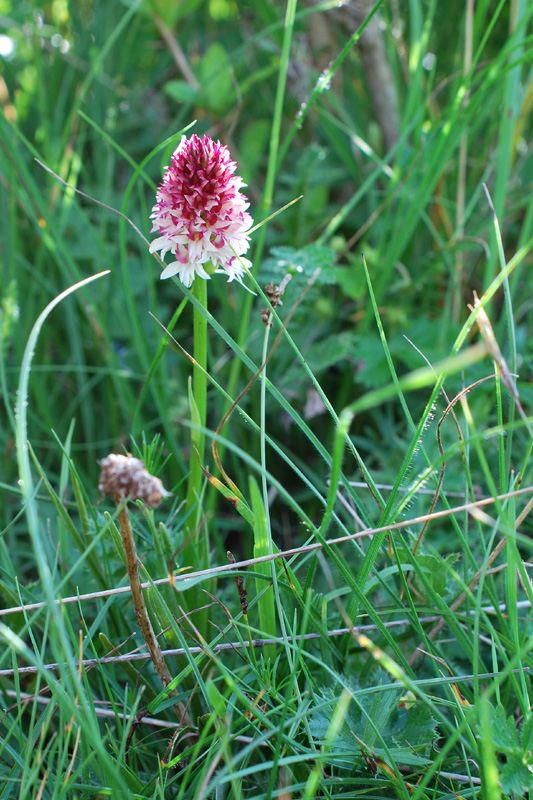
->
[193,277,208,468]
[116,499,191,726]
[181,278,209,638]
[184,277,208,564]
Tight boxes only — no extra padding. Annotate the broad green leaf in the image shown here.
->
[206,678,227,719]
[163,80,199,106]
[361,688,397,749]
[390,702,437,752]
[335,260,368,300]
[240,119,271,185]
[199,43,234,113]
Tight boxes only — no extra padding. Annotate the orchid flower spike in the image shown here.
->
[149,133,253,287]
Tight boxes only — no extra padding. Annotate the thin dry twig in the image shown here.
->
[1,485,531,622]
[2,600,532,679]
[152,13,199,90]
[516,494,533,528]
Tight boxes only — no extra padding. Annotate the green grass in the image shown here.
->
[1,0,533,797]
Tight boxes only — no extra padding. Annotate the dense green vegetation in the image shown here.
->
[1,0,533,797]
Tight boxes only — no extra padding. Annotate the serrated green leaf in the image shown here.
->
[488,704,521,754]
[304,331,358,374]
[521,714,533,754]
[390,703,437,752]
[398,552,459,596]
[360,687,397,749]
[500,754,533,795]
[308,693,356,758]
[262,244,337,286]
[351,333,394,388]
[309,676,436,770]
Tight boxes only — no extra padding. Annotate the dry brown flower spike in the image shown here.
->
[98,453,171,508]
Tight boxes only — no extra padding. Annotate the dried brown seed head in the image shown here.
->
[98,453,171,508]
[265,274,292,309]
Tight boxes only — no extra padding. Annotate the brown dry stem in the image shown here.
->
[116,500,191,727]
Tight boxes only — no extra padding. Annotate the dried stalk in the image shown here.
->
[98,453,191,727]
[115,500,191,727]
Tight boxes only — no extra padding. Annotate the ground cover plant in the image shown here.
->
[1,0,533,797]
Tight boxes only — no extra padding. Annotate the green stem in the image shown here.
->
[193,277,208,466]
[181,277,209,640]
[259,318,271,522]
[184,277,208,561]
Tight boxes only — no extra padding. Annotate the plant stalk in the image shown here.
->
[182,276,209,640]
[116,499,191,726]
[184,277,208,562]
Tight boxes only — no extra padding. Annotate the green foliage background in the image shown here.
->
[1,0,533,797]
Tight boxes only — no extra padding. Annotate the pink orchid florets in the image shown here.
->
[149,134,253,287]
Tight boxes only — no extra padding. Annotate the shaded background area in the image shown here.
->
[1,2,533,796]
[2,0,531,477]
[1,0,532,557]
